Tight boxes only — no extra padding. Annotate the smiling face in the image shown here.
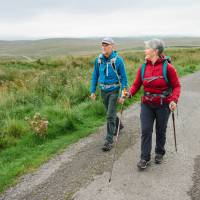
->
[101,43,113,57]
[144,47,159,60]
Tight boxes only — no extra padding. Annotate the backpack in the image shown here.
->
[98,55,121,85]
[141,56,171,85]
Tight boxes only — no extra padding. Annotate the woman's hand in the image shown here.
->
[126,91,132,98]
[169,101,177,111]
[123,91,132,98]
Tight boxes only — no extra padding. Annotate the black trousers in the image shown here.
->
[140,103,171,161]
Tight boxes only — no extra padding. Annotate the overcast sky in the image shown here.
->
[0,0,200,40]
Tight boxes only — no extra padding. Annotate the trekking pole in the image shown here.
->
[108,102,124,183]
[172,111,178,152]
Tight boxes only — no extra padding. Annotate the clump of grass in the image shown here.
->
[65,108,82,130]
[3,119,27,138]
[67,80,90,105]
[87,100,105,116]
[0,135,18,148]
[0,119,28,148]
[186,65,197,73]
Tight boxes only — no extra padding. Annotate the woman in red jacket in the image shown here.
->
[128,39,181,170]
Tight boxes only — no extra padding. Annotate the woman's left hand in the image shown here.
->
[169,101,177,111]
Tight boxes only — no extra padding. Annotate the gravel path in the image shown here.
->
[1,71,200,200]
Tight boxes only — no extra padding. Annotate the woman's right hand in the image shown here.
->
[169,101,177,111]
[125,91,132,98]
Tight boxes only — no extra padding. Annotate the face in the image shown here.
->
[101,43,113,57]
[144,48,158,60]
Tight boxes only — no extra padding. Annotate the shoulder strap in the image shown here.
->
[141,60,169,84]
[110,57,117,70]
[162,60,169,84]
[98,55,102,67]
[110,56,121,85]
[162,56,171,84]
[141,62,147,81]
[97,55,121,84]
[98,55,118,69]
[165,56,171,63]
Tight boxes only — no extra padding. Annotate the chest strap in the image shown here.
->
[143,76,164,83]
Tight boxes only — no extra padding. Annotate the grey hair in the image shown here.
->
[144,39,165,56]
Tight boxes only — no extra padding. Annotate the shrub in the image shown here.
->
[25,113,48,137]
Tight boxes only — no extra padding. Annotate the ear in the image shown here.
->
[155,49,159,56]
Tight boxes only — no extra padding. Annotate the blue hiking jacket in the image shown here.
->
[90,51,128,96]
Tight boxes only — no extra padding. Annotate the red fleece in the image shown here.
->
[129,57,181,105]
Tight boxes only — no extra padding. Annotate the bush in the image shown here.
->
[26,112,48,137]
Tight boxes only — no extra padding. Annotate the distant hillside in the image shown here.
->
[0,37,200,58]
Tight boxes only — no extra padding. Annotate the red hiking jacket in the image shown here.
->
[129,57,181,105]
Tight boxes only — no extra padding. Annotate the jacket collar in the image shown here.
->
[146,55,167,66]
[99,51,117,61]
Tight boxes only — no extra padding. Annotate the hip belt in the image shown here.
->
[99,83,120,89]
[144,90,171,105]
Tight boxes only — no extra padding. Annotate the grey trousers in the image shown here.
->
[101,89,119,143]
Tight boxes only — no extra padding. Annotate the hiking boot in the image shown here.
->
[102,141,113,152]
[137,159,150,170]
[155,154,164,164]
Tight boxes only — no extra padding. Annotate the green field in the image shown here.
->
[1,37,200,57]
[0,47,200,193]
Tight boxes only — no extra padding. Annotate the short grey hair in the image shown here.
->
[144,39,165,56]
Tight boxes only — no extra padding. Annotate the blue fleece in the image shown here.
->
[90,51,128,96]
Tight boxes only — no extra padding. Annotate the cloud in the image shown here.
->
[0,0,199,39]
[1,0,199,20]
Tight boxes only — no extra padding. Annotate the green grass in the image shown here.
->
[0,37,200,57]
[0,101,106,192]
[0,48,200,193]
